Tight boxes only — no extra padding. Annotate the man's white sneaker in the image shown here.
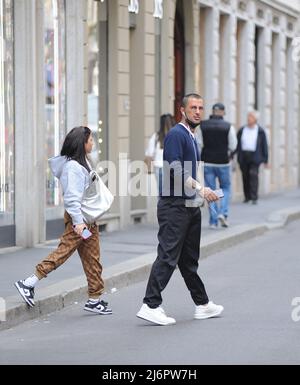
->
[194,301,224,320]
[218,215,229,228]
[136,304,176,326]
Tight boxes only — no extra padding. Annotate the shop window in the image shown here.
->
[87,0,108,168]
[0,0,15,246]
[44,0,66,211]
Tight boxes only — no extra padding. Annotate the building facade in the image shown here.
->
[0,0,299,248]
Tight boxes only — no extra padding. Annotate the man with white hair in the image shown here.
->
[236,111,269,204]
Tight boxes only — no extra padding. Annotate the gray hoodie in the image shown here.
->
[49,156,90,225]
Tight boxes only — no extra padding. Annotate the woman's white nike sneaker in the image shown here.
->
[194,301,224,320]
[14,280,35,307]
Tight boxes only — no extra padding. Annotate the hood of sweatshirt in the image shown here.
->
[48,156,68,179]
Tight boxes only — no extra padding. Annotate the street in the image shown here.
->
[0,220,300,365]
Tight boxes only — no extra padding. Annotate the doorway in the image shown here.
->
[174,0,185,122]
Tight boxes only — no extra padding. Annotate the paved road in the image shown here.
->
[1,220,300,365]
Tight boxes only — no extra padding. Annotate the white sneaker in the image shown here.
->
[218,215,229,228]
[136,304,176,326]
[194,301,224,320]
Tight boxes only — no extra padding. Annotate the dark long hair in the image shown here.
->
[158,114,176,148]
[61,126,92,172]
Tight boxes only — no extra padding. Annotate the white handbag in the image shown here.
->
[81,171,114,224]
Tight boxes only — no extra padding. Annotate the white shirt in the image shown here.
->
[179,122,196,139]
[241,125,259,152]
[145,133,164,169]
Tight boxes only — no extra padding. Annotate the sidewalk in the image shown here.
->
[1,188,300,330]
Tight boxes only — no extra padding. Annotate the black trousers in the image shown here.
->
[240,152,259,201]
[143,198,209,309]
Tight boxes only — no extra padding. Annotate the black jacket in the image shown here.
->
[200,115,231,164]
[236,126,269,166]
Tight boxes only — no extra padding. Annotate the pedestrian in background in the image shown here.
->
[137,94,224,326]
[14,126,112,316]
[144,113,176,196]
[236,111,269,204]
[198,103,237,229]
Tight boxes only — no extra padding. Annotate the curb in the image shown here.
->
[265,206,300,229]
[1,206,300,331]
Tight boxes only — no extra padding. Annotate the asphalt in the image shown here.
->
[0,188,300,331]
[0,219,300,365]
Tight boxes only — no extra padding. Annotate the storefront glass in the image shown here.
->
[87,0,101,167]
[0,0,14,231]
[44,0,66,213]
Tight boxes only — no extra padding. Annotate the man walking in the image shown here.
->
[236,111,269,204]
[136,94,224,326]
[199,103,237,229]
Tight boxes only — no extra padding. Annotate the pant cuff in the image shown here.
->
[35,269,45,280]
[143,300,159,309]
[195,299,209,306]
[88,289,105,299]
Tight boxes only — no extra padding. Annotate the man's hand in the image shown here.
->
[199,187,219,203]
[73,223,86,236]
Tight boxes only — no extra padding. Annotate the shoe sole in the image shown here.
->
[84,307,112,315]
[194,308,224,320]
[136,312,176,326]
[14,282,35,308]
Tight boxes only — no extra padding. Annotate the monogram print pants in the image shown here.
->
[35,212,104,299]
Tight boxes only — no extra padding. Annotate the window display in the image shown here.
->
[87,0,102,167]
[0,0,14,228]
[44,0,66,210]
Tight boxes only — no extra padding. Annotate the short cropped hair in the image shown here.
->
[181,93,203,108]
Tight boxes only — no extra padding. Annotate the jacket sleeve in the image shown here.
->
[261,130,269,164]
[145,133,156,158]
[233,128,242,157]
[196,128,203,150]
[228,125,238,153]
[61,163,86,225]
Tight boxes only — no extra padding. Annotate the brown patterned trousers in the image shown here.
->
[35,212,104,299]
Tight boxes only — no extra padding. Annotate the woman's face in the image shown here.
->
[85,134,94,154]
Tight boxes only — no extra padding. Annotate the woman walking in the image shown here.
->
[14,126,112,315]
[145,114,176,196]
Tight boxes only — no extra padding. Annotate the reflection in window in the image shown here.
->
[87,0,103,168]
[0,0,14,227]
[44,0,66,209]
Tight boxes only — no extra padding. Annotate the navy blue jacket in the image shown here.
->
[236,126,269,166]
[162,124,200,199]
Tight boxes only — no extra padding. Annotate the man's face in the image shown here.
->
[247,113,257,127]
[181,98,204,125]
[213,109,225,117]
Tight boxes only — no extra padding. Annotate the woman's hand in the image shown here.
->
[73,223,86,236]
